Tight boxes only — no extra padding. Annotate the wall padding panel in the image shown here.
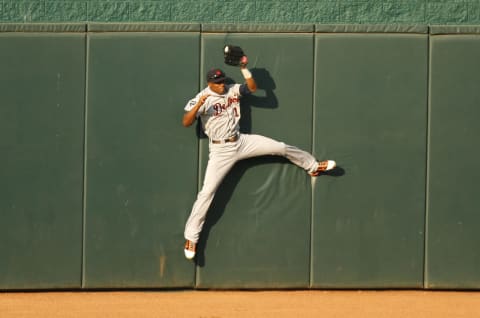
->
[312,33,428,288]
[194,33,314,288]
[84,32,199,288]
[0,33,85,289]
[426,33,480,289]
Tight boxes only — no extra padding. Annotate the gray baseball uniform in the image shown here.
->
[183,80,320,244]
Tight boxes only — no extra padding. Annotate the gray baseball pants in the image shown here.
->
[184,133,318,243]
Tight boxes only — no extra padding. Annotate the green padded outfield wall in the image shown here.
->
[0,28,86,289]
[426,27,480,289]
[312,25,428,288]
[3,22,480,290]
[195,26,315,288]
[83,24,200,288]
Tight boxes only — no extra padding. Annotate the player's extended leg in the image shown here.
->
[237,134,332,174]
[183,144,237,259]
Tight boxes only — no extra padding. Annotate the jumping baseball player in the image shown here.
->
[182,51,336,259]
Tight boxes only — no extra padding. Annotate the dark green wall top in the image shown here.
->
[1,1,480,25]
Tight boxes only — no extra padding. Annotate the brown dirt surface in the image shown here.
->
[1,290,480,318]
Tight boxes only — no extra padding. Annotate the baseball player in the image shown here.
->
[182,55,336,259]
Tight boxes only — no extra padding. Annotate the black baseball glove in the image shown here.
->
[224,45,245,66]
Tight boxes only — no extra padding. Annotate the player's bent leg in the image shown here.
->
[238,134,317,172]
[237,134,335,175]
[184,149,236,259]
[283,144,318,172]
[184,186,223,260]
[237,134,288,159]
[184,190,215,243]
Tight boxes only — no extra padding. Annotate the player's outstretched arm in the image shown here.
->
[182,94,209,127]
[240,56,256,93]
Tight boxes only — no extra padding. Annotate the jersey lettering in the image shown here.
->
[212,97,240,117]
[228,97,239,105]
[213,103,226,116]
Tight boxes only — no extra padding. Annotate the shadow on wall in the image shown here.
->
[195,160,344,267]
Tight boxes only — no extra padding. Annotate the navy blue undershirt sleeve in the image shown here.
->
[239,83,252,96]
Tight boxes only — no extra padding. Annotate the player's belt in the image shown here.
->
[211,134,239,144]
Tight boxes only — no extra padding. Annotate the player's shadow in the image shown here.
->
[194,156,288,267]
[194,159,344,267]
[322,166,345,177]
[238,68,278,133]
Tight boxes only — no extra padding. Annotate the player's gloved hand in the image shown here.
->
[239,55,248,68]
[224,45,245,66]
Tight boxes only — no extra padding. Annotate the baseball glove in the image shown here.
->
[224,45,245,66]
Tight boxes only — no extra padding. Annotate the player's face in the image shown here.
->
[208,81,225,94]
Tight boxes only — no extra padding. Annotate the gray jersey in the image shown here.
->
[184,84,243,140]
